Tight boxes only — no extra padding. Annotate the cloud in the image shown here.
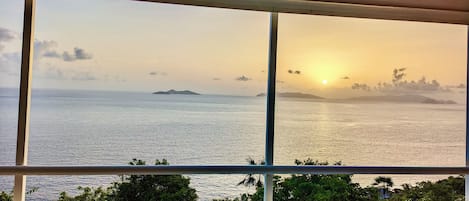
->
[62,52,75,61]
[74,48,92,60]
[235,75,251,81]
[62,47,92,61]
[0,28,15,41]
[0,52,20,74]
[0,28,19,74]
[378,68,445,92]
[377,77,444,92]
[0,27,15,51]
[213,77,221,80]
[43,51,61,58]
[392,68,406,83]
[288,69,301,74]
[35,40,59,60]
[148,71,167,76]
[351,68,448,93]
[0,35,94,80]
[35,40,93,62]
[351,83,371,91]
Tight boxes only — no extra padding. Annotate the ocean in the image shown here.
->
[0,88,466,200]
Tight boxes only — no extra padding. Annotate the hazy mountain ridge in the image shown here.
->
[347,94,456,104]
[153,89,200,95]
[256,92,324,99]
[256,92,456,104]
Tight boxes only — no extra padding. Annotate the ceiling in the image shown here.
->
[137,0,469,24]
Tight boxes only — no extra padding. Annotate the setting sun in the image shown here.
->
[322,80,328,85]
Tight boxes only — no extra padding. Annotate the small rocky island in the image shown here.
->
[153,89,200,95]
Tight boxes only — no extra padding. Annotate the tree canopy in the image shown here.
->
[0,158,465,201]
[58,158,197,201]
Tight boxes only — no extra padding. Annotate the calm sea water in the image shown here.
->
[0,88,466,200]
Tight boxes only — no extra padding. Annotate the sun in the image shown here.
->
[322,80,328,85]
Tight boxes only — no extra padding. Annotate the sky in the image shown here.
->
[0,0,467,97]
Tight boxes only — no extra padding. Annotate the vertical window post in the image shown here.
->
[265,12,278,201]
[466,25,469,201]
[14,0,35,201]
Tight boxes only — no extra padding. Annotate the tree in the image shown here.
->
[237,157,264,188]
[389,175,464,201]
[0,191,12,201]
[372,176,393,199]
[59,186,109,201]
[0,187,37,201]
[59,159,198,201]
[229,158,378,201]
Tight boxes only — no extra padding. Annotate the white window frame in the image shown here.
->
[1,1,469,201]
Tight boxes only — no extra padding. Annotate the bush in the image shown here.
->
[389,176,464,201]
[59,159,197,201]
[0,191,12,201]
[219,158,465,201]
[224,158,377,201]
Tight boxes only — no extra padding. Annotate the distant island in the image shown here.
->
[153,89,200,95]
[347,94,456,104]
[256,93,266,97]
[256,92,324,99]
[256,93,456,104]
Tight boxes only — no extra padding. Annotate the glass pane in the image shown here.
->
[0,176,14,199]
[26,174,256,200]
[0,0,23,166]
[29,0,268,167]
[275,13,467,167]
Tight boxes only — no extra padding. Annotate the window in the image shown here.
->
[275,13,467,168]
[1,0,468,201]
[0,0,24,197]
[0,0,24,166]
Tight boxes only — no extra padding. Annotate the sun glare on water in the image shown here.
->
[322,80,328,85]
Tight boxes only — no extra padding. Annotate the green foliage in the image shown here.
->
[389,175,465,201]
[373,176,393,199]
[221,158,465,201]
[373,176,394,189]
[213,195,250,201]
[3,158,465,201]
[59,158,197,201]
[0,187,38,201]
[237,157,264,188]
[227,158,377,201]
[58,186,109,201]
[0,191,12,201]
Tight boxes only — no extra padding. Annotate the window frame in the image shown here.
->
[2,1,469,201]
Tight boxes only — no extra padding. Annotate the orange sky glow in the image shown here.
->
[0,0,467,97]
